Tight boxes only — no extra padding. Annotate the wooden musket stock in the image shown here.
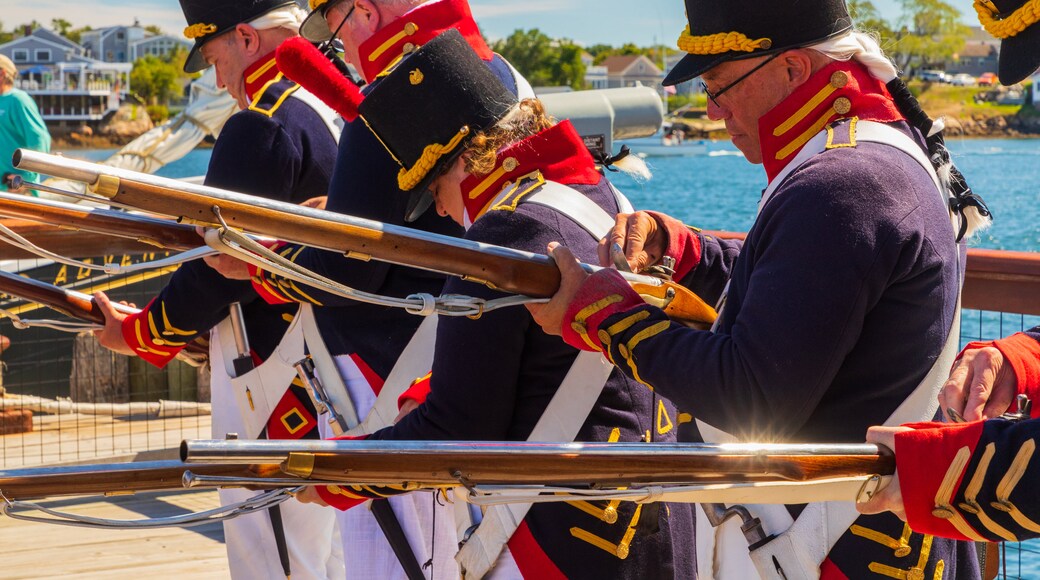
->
[0,270,208,357]
[0,192,201,253]
[0,460,287,501]
[13,151,716,324]
[0,269,109,325]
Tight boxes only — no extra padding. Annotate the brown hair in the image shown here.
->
[462,98,555,176]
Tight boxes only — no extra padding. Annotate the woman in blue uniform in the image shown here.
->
[296,30,696,579]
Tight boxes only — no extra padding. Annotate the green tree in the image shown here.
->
[891,0,969,73]
[847,0,895,41]
[0,22,11,45]
[492,29,586,89]
[51,18,72,37]
[145,25,163,36]
[131,54,180,107]
[66,26,92,45]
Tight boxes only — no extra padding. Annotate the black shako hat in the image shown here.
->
[179,0,297,73]
[663,0,853,86]
[359,29,518,222]
[300,0,347,42]
[975,0,1040,85]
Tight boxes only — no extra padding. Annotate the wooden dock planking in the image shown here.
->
[0,489,229,579]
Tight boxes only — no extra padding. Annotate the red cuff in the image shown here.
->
[249,263,294,305]
[895,421,985,540]
[398,372,432,410]
[120,298,180,368]
[647,211,702,281]
[561,269,644,352]
[316,485,368,510]
[992,333,1040,416]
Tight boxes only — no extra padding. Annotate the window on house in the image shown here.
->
[35,49,51,62]
[12,49,29,62]
[116,32,125,41]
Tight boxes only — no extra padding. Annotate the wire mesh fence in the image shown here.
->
[0,255,210,469]
[960,309,1040,580]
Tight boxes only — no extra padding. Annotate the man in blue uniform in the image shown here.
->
[530,0,982,577]
[285,30,696,579]
[92,1,343,578]
[204,1,533,577]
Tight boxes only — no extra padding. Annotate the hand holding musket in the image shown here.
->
[13,150,718,326]
[0,270,207,362]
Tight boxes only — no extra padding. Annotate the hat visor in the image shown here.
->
[403,147,467,223]
[184,43,209,74]
[301,8,335,42]
[999,28,1040,85]
[663,52,774,86]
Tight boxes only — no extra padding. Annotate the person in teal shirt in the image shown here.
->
[0,54,50,194]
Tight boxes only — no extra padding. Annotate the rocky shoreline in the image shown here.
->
[47,103,156,149]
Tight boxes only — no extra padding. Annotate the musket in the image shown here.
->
[14,150,717,324]
[0,460,295,501]
[0,269,208,359]
[182,440,894,490]
[0,191,201,253]
[0,219,175,260]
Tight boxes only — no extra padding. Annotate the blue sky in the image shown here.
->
[5,0,963,48]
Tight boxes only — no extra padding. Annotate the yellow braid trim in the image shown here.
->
[975,0,1040,39]
[183,23,218,40]
[397,126,470,191]
[310,0,328,10]
[676,26,772,55]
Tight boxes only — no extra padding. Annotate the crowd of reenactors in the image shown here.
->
[75,0,1040,577]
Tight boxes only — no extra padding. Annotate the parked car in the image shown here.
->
[950,73,976,86]
[977,72,998,86]
[917,69,948,83]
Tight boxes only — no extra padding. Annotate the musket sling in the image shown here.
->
[455,180,634,579]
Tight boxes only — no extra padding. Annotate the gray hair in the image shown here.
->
[249,4,309,34]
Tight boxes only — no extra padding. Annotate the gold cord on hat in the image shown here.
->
[183,23,218,39]
[309,0,328,10]
[397,126,471,191]
[975,0,1040,39]
[676,26,772,55]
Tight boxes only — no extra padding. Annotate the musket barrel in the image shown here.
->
[182,440,893,486]
[14,150,666,299]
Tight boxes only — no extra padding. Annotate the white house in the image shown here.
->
[0,28,130,123]
[130,34,191,61]
[598,55,664,90]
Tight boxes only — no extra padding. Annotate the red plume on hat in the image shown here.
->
[276,37,364,121]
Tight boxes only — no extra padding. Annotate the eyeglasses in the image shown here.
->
[699,52,782,108]
[318,1,356,52]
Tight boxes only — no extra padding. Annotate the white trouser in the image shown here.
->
[316,354,461,580]
[209,331,344,580]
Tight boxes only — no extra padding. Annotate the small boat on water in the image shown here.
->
[620,125,711,157]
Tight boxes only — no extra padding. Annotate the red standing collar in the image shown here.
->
[357,0,492,82]
[243,51,283,103]
[460,120,601,222]
[758,60,903,181]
